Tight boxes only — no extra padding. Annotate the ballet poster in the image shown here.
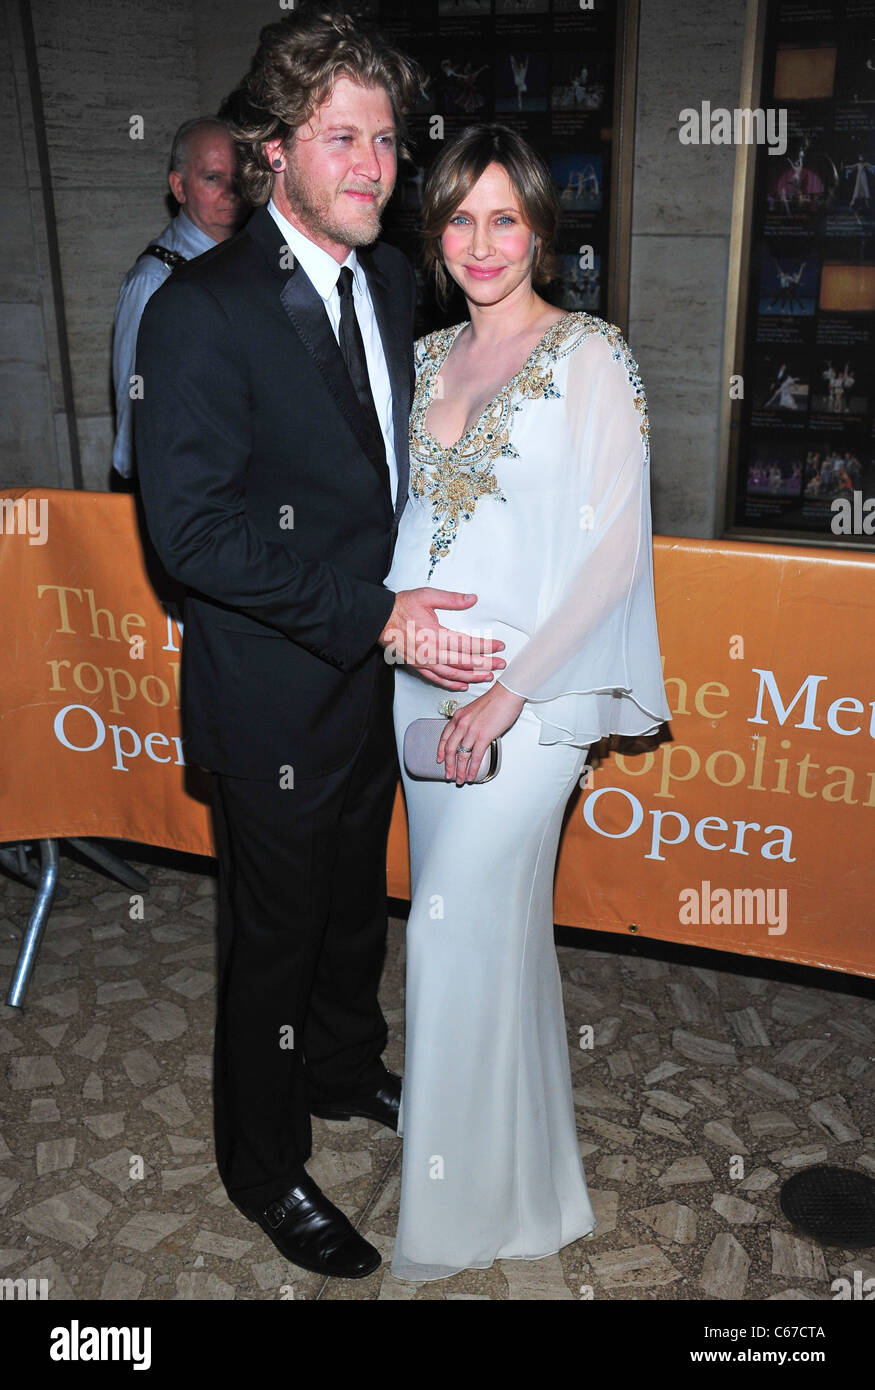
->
[729,0,875,545]
[365,0,626,328]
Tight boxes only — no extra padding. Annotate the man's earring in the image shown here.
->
[272,158,283,170]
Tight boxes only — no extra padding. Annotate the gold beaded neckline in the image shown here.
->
[421,313,572,455]
[407,310,651,582]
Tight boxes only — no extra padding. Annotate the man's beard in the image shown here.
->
[281,159,386,247]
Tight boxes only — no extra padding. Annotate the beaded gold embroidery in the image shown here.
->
[597,319,651,467]
[409,310,650,580]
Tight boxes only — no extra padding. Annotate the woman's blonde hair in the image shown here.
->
[421,124,559,308]
[219,7,425,207]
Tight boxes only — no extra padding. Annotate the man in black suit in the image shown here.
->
[135,10,504,1280]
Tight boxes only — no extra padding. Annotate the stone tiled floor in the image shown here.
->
[1,844,873,1301]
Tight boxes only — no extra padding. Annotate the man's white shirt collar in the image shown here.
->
[267,198,366,301]
[173,208,216,256]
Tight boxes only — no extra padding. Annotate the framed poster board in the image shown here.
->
[359,0,640,336]
[721,0,875,550]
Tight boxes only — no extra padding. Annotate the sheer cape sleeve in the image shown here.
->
[496,320,671,749]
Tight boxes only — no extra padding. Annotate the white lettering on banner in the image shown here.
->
[748,669,875,736]
[52,704,185,773]
[577,661,875,876]
[580,786,795,863]
[161,611,183,651]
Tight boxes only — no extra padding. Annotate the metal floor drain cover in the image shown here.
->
[780,1165,875,1249]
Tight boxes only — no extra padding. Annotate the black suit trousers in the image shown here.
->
[209,659,399,1212]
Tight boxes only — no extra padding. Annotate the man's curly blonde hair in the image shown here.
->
[219,7,425,207]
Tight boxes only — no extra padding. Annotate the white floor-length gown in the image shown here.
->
[385,310,671,1282]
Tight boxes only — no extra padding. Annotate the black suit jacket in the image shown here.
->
[134,203,415,779]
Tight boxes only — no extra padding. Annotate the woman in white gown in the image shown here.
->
[384,124,671,1283]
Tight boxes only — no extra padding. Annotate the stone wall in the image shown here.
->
[2,0,66,488]
[630,0,746,537]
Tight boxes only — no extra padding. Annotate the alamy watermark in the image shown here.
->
[830,490,875,536]
[678,879,788,935]
[0,496,47,546]
[679,102,788,157]
[0,1276,49,1300]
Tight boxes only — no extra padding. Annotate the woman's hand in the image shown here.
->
[437,680,526,785]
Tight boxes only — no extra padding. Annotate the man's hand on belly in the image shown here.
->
[378,588,506,691]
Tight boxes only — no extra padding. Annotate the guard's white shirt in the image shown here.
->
[268,199,398,507]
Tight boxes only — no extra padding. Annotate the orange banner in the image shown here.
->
[0,489,213,857]
[2,490,873,977]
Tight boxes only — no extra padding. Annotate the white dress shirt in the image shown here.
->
[267,199,398,508]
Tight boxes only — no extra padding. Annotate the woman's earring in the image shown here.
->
[272,158,283,170]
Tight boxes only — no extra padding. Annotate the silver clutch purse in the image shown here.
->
[402,700,502,783]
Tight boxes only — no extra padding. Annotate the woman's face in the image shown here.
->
[440,161,537,306]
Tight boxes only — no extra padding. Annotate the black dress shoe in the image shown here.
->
[243,1172,380,1279]
[310,1069,401,1132]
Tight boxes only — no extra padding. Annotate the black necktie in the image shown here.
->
[336,266,386,466]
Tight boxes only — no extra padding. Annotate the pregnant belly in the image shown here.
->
[386,502,531,675]
[387,505,520,616]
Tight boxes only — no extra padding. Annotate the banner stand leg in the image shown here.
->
[66,838,150,893]
[3,838,151,1008]
[5,839,60,1009]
